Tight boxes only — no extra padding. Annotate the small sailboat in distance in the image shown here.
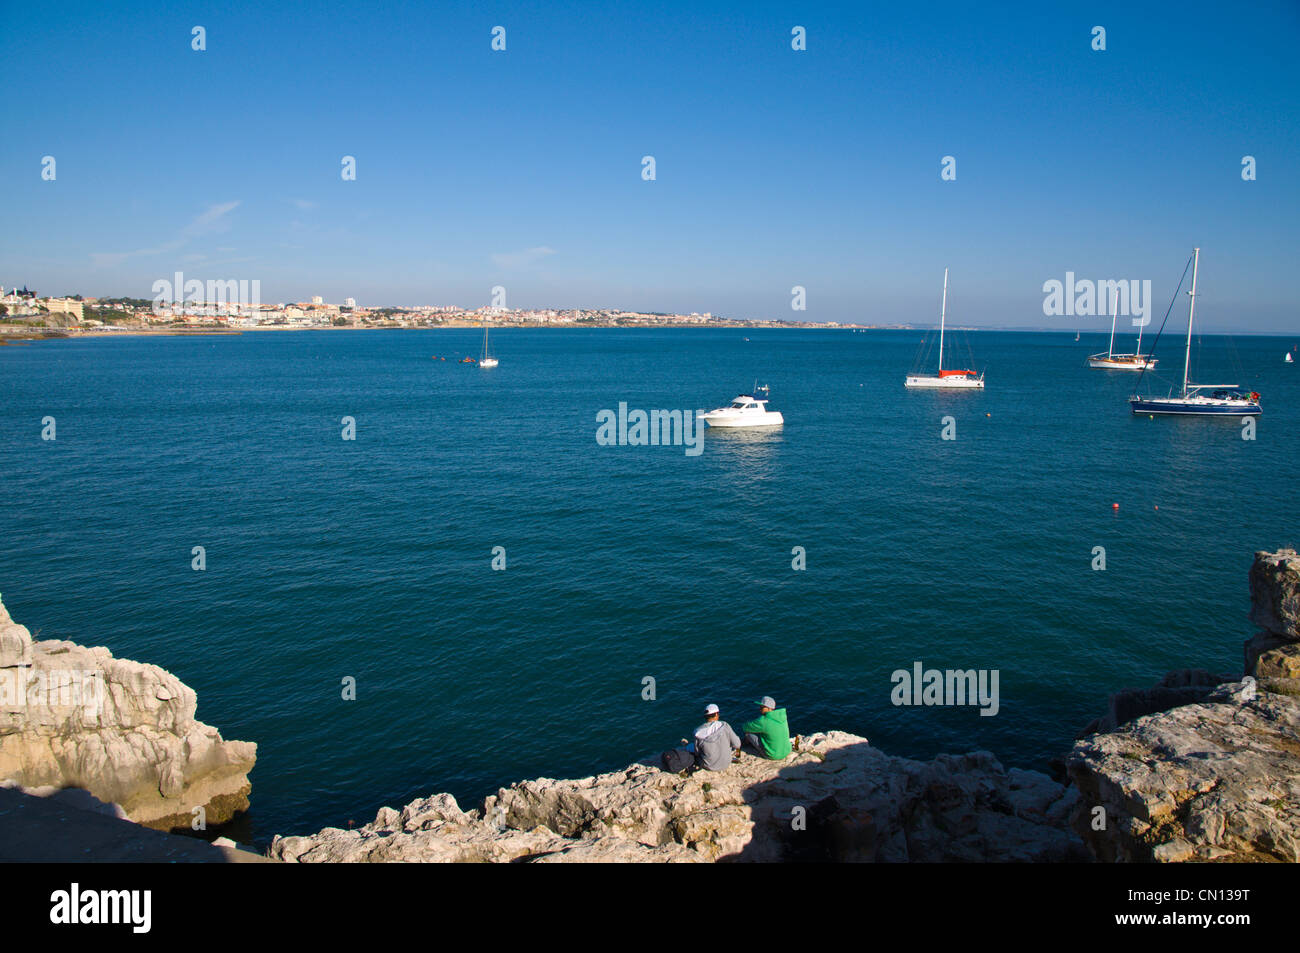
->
[1130,248,1261,416]
[904,268,984,389]
[1088,287,1156,370]
[1287,351,1294,363]
[479,317,498,368]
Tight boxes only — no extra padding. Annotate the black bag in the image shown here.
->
[660,747,696,773]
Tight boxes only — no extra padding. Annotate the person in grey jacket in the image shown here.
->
[693,703,741,771]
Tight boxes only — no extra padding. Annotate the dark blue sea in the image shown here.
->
[1,327,1296,844]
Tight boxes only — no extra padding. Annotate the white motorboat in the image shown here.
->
[700,386,784,428]
[904,268,985,389]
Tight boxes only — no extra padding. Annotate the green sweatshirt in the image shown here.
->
[741,708,791,759]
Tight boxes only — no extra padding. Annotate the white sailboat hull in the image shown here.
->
[479,358,498,368]
[904,374,984,389]
[1087,353,1157,370]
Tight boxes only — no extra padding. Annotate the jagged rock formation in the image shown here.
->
[1067,548,1300,862]
[1245,548,1300,682]
[1249,548,1300,640]
[0,595,256,831]
[1076,669,1235,737]
[1068,679,1300,862]
[271,732,1086,863]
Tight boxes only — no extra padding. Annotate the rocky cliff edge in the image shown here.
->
[0,595,256,831]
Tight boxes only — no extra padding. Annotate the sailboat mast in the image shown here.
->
[1136,305,1144,355]
[938,268,948,373]
[1107,289,1117,358]
[1182,247,1199,397]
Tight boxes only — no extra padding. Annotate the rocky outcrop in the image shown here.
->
[271,732,1087,863]
[1249,548,1300,640]
[1067,549,1300,862]
[1068,678,1300,862]
[1245,548,1300,679]
[1076,668,1234,737]
[0,595,256,830]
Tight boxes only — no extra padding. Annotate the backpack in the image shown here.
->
[660,747,696,773]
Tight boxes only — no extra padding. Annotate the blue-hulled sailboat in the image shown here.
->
[1129,248,1261,417]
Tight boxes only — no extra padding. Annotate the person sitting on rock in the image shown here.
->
[742,696,792,760]
[693,703,741,771]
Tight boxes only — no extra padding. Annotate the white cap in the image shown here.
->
[704,703,720,715]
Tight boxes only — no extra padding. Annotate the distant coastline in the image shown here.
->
[1,323,1290,346]
[0,322,911,344]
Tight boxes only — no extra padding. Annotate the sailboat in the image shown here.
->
[478,318,498,368]
[1088,288,1156,370]
[1129,248,1261,416]
[1286,352,1294,364]
[904,268,984,389]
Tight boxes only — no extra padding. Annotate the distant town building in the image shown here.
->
[43,297,84,319]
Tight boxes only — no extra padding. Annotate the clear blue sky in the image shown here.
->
[2,0,1297,330]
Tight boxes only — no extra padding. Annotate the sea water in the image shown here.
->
[1,327,1296,842]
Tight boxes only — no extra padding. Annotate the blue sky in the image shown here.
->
[2,0,1297,330]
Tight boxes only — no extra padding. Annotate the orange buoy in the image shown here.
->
[1112,503,1119,510]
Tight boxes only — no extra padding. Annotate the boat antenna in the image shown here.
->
[1132,250,1194,395]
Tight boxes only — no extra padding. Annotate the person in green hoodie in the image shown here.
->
[741,696,791,760]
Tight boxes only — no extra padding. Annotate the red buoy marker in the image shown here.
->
[1112,503,1120,510]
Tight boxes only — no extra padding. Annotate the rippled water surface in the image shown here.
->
[1,328,1296,842]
